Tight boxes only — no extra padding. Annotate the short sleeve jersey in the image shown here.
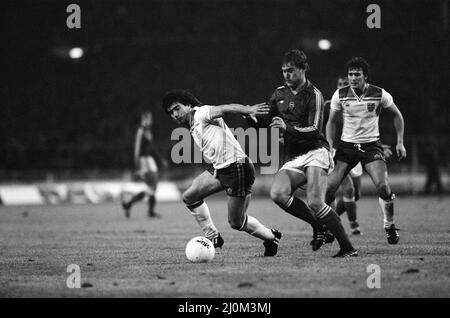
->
[330,84,394,143]
[190,106,247,169]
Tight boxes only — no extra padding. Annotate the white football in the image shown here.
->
[185,236,215,263]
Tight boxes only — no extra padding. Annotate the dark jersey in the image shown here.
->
[323,100,331,134]
[137,128,159,157]
[259,80,329,160]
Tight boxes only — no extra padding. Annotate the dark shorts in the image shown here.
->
[208,158,255,197]
[335,140,386,167]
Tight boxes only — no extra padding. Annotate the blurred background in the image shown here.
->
[1,0,449,198]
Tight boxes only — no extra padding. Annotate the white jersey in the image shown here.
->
[190,106,247,169]
[330,84,394,143]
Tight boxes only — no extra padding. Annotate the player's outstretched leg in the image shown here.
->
[186,199,223,248]
[121,191,146,218]
[306,166,357,258]
[274,196,325,251]
[270,170,324,251]
[182,171,225,248]
[228,195,282,256]
[314,205,358,257]
[237,215,282,257]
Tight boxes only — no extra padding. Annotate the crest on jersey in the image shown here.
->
[367,103,376,112]
[288,101,295,111]
[343,102,350,107]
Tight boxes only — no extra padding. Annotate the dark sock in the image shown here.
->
[335,199,346,216]
[317,205,354,251]
[148,195,156,216]
[281,196,321,231]
[344,201,357,222]
[129,191,146,207]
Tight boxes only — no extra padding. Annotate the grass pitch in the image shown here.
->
[0,196,449,297]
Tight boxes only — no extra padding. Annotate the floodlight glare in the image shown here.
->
[318,39,331,50]
[69,47,84,59]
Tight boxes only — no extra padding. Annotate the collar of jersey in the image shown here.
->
[189,107,199,131]
[350,84,370,102]
[285,79,314,95]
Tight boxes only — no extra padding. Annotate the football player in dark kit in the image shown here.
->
[251,50,357,257]
[121,111,167,218]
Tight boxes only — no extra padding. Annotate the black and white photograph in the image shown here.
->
[1,0,449,304]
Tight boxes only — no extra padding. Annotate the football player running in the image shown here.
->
[162,89,282,256]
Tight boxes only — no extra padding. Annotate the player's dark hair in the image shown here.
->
[162,89,203,113]
[282,49,310,71]
[345,57,370,78]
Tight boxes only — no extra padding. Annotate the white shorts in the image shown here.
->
[350,162,363,178]
[280,147,334,176]
[139,156,158,174]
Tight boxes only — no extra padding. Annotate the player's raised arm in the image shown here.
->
[208,103,270,119]
[246,92,279,127]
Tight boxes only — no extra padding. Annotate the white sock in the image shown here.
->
[188,201,219,241]
[378,197,394,228]
[241,215,274,241]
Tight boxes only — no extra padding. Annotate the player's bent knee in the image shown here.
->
[379,187,395,201]
[270,188,290,206]
[307,199,323,214]
[228,218,244,230]
[182,190,199,205]
[181,192,190,204]
[377,184,391,200]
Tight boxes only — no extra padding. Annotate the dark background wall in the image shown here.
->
[1,0,448,176]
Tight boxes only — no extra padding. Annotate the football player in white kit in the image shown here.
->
[326,57,407,244]
[162,89,282,256]
[324,76,364,235]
